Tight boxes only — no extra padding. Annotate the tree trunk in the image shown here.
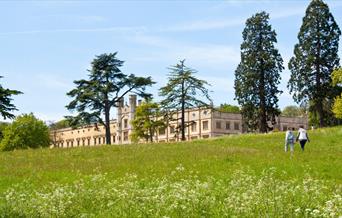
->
[315,18,325,128]
[104,101,111,145]
[259,79,267,133]
[149,126,153,142]
[259,57,267,133]
[181,76,186,141]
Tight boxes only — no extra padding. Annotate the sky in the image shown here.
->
[1,0,342,122]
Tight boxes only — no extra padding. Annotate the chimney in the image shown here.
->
[129,95,137,112]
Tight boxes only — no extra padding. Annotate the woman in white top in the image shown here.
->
[296,126,310,151]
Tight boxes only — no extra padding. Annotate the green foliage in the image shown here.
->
[218,103,240,113]
[66,52,154,144]
[0,113,50,151]
[281,105,305,117]
[130,101,165,143]
[49,119,71,130]
[288,0,341,127]
[0,76,22,120]
[234,11,283,133]
[0,122,9,141]
[159,60,212,141]
[332,68,342,119]
[332,95,342,119]
[332,68,342,86]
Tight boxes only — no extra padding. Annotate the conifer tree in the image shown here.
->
[159,60,212,141]
[0,76,22,120]
[288,0,341,127]
[66,53,154,145]
[234,12,283,133]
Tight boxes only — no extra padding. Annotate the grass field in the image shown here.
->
[0,127,341,217]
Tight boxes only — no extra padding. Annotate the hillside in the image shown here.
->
[0,127,341,217]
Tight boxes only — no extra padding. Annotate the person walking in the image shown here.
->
[296,126,310,151]
[285,127,295,153]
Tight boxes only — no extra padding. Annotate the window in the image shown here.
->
[82,139,85,146]
[113,135,116,143]
[87,139,90,146]
[159,127,166,135]
[67,141,69,147]
[123,131,128,141]
[216,121,221,129]
[170,126,175,134]
[225,121,230,130]
[71,141,73,147]
[77,140,80,146]
[98,137,101,144]
[191,122,197,132]
[203,110,208,115]
[192,113,196,117]
[234,122,240,130]
[283,125,287,131]
[94,138,97,145]
[124,119,128,128]
[202,121,209,130]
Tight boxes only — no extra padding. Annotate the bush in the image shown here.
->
[0,113,50,151]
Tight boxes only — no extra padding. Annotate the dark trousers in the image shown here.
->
[299,140,307,151]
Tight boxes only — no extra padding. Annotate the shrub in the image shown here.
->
[0,113,50,151]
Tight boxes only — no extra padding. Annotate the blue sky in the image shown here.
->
[1,0,342,122]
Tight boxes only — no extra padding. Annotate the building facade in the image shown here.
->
[52,95,308,148]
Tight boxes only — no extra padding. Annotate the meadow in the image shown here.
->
[0,127,341,217]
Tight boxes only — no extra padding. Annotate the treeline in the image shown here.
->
[1,0,342,149]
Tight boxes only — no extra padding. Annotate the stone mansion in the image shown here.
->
[52,95,308,148]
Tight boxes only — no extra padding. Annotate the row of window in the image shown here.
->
[56,132,130,148]
[157,120,240,135]
[216,121,240,130]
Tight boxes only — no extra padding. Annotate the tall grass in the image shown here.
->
[0,126,341,217]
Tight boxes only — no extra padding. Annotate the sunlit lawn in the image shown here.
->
[0,126,341,217]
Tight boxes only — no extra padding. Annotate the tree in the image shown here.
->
[0,122,9,141]
[0,76,22,120]
[66,53,154,145]
[234,11,283,133]
[159,60,212,141]
[0,113,50,151]
[48,119,71,147]
[218,104,240,113]
[130,101,165,143]
[281,105,305,117]
[332,68,342,118]
[49,119,71,130]
[288,0,341,127]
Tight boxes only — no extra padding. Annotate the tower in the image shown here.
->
[128,95,137,143]
[116,97,124,144]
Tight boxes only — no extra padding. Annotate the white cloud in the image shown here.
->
[129,34,240,67]
[0,26,146,35]
[162,18,245,32]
